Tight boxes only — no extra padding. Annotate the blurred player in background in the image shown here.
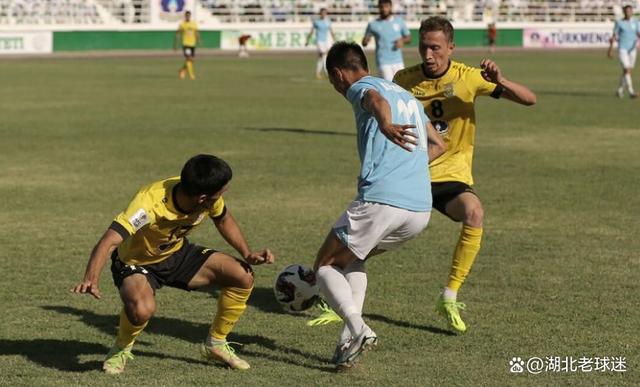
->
[487,22,497,53]
[305,8,336,79]
[72,154,274,373]
[608,5,640,98]
[314,41,445,370]
[174,10,200,80]
[362,0,411,81]
[394,17,536,333]
[238,34,252,58]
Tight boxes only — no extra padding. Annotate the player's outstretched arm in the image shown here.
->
[426,121,446,162]
[213,210,274,265]
[607,33,617,58]
[480,59,537,106]
[362,89,417,152]
[305,26,315,46]
[71,228,124,299]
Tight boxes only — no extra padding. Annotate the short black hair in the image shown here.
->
[420,16,454,43]
[326,41,369,73]
[379,0,392,5]
[180,154,232,196]
[623,5,633,11]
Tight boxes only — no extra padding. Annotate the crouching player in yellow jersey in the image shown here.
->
[394,17,536,333]
[175,10,200,80]
[71,154,274,373]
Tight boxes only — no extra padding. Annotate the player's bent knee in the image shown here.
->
[126,301,155,325]
[231,259,254,289]
[465,206,484,226]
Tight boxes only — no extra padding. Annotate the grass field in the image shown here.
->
[0,49,638,386]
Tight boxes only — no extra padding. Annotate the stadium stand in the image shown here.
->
[0,0,633,25]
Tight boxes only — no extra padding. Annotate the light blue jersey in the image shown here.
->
[313,18,332,44]
[364,16,410,66]
[614,17,639,52]
[346,76,431,212]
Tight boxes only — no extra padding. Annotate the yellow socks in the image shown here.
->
[186,60,195,79]
[209,287,253,341]
[447,225,483,293]
[115,309,148,351]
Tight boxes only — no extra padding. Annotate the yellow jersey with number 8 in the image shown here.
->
[394,61,500,185]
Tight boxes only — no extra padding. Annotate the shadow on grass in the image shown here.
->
[244,127,354,137]
[364,313,456,336]
[0,339,206,373]
[42,305,332,372]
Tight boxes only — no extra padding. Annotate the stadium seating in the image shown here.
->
[0,0,628,25]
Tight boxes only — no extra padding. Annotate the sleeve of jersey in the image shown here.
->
[110,192,156,240]
[209,197,227,220]
[346,80,376,110]
[470,68,502,98]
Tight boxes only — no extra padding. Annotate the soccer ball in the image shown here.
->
[274,264,320,312]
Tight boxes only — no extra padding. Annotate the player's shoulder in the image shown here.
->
[450,60,482,79]
[136,177,178,203]
[393,63,422,85]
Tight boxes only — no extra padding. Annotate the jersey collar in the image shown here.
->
[170,182,190,215]
[421,60,451,80]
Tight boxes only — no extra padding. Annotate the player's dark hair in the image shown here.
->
[622,5,632,11]
[320,7,327,13]
[180,154,232,196]
[379,0,392,5]
[420,16,454,43]
[326,41,369,72]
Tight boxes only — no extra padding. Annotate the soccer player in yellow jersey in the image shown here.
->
[174,10,200,80]
[394,17,536,333]
[72,154,275,373]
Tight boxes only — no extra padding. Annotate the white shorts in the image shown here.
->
[619,48,637,69]
[317,41,329,54]
[332,200,431,260]
[378,62,405,81]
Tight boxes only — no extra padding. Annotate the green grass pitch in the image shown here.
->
[0,49,638,386]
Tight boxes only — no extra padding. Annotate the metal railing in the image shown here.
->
[0,0,625,25]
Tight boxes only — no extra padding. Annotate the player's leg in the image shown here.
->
[186,48,196,80]
[179,47,188,79]
[189,251,254,370]
[314,230,378,369]
[626,49,637,97]
[104,273,156,374]
[618,50,631,97]
[437,189,484,333]
[315,45,325,79]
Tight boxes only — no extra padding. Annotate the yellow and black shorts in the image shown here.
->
[431,181,478,220]
[110,240,213,291]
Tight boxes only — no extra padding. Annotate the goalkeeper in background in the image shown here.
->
[175,10,201,80]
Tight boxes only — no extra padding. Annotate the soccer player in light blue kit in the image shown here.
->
[608,4,640,98]
[306,8,336,79]
[312,41,445,370]
[362,0,411,81]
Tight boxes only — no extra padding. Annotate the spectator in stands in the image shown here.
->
[362,0,411,81]
[174,10,201,80]
[487,22,497,53]
[305,8,336,79]
[238,34,251,58]
[608,4,640,98]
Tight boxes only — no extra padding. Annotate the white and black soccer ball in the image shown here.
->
[273,264,320,312]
